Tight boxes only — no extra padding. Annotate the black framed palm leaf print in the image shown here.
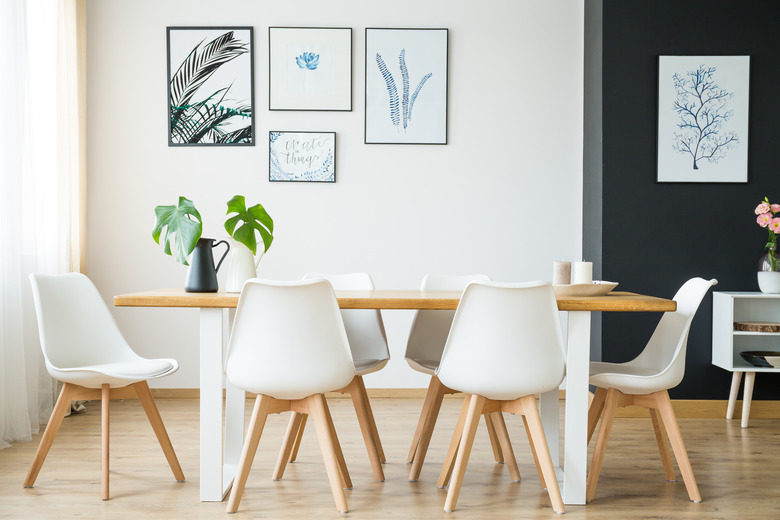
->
[167,27,255,146]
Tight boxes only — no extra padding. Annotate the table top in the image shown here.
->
[113,288,676,312]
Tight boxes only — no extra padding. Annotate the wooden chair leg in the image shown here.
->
[132,381,185,482]
[520,395,564,514]
[588,386,607,444]
[348,377,385,481]
[484,412,505,463]
[24,383,75,488]
[321,393,352,490]
[490,412,521,482]
[649,408,675,481]
[586,387,619,502]
[726,372,743,420]
[521,414,547,487]
[226,395,274,514]
[437,397,470,488]
[274,412,305,480]
[308,394,349,513]
[654,391,701,502]
[288,413,307,462]
[741,372,756,429]
[443,394,485,513]
[355,376,386,463]
[407,377,441,463]
[408,376,447,479]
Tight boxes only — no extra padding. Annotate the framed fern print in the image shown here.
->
[269,131,336,182]
[167,27,254,146]
[365,28,448,144]
[269,27,352,111]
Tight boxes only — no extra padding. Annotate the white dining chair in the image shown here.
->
[586,277,717,503]
[276,272,389,482]
[26,273,184,500]
[404,273,509,482]
[224,278,357,514]
[435,281,566,514]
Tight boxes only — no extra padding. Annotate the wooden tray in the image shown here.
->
[553,281,618,297]
[734,321,780,333]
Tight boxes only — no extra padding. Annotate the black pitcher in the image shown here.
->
[184,238,230,292]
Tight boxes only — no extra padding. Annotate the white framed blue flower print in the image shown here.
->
[269,131,336,182]
[269,27,352,111]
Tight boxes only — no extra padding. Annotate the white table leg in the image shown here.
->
[726,371,743,420]
[741,372,755,429]
[200,308,227,501]
[539,388,561,471]
[562,311,590,505]
[223,307,245,491]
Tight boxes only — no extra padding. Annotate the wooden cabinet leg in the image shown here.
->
[726,372,743,420]
[741,372,755,429]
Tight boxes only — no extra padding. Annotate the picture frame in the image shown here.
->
[167,27,254,146]
[269,131,336,182]
[657,55,750,183]
[268,27,352,111]
[365,28,448,145]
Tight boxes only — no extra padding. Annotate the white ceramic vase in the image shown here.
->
[225,238,263,293]
[758,271,780,294]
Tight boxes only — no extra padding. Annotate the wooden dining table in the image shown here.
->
[114,288,675,505]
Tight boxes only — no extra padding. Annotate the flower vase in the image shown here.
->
[757,244,780,293]
[225,238,263,293]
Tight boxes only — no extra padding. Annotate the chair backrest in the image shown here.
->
[404,274,491,372]
[29,273,137,372]
[630,277,718,388]
[225,278,356,400]
[436,281,566,401]
[303,272,389,365]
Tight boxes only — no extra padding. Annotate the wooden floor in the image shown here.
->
[1,396,778,519]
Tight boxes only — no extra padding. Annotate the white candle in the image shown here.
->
[572,261,593,284]
[552,261,571,285]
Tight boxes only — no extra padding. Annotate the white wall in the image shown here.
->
[86,0,584,388]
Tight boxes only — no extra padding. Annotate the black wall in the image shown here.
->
[588,0,780,399]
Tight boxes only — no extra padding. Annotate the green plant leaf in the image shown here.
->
[224,195,274,255]
[152,197,203,265]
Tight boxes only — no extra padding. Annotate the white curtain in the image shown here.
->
[0,0,86,449]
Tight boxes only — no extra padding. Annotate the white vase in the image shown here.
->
[757,271,780,294]
[225,238,263,293]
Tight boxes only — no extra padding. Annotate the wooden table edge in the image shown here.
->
[114,289,676,312]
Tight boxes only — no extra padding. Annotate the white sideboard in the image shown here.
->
[712,291,780,427]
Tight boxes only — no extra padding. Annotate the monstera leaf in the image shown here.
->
[152,197,203,265]
[224,195,274,255]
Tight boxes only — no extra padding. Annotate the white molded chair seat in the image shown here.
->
[405,273,510,482]
[275,272,389,483]
[435,281,566,514]
[586,277,717,504]
[225,278,358,514]
[51,359,176,386]
[26,273,184,500]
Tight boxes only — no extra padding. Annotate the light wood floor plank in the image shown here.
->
[2,396,779,518]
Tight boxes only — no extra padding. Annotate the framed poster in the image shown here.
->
[657,55,750,182]
[268,27,352,111]
[365,28,448,144]
[167,27,254,146]
[269,131,336,182]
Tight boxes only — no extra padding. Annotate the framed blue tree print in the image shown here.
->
[269,131,336,182]
[365,28,448,144]
[268,27,352,111]
[657,55,750,182]
[167,27,254,146]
